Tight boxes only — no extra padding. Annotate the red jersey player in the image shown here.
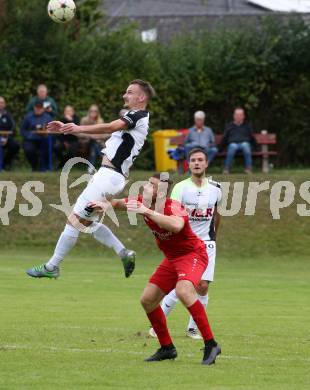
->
[88,173,221,365]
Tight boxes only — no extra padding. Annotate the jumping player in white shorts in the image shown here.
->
[149,147,222,339]
[26,79,155,279]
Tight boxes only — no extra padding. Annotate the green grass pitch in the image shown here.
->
[0,170,309,389]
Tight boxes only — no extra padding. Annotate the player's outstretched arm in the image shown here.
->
[76,133,110,140]
[149,213,185,233]
[60,119,128,135]
[126,200,185,233]
[47,121,64,133]
[87,199,127,213]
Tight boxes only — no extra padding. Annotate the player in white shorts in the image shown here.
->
[26,79,155,279]
[149,147,222,339]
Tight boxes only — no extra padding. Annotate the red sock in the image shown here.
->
[187,300,214,341]
[147,306,173,346]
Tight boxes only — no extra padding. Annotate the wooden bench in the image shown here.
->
[170,130,277,173]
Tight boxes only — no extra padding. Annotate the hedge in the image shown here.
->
[1,1,310,168]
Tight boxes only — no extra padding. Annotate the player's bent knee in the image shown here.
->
[175,282,195,305]
[67,213,93,230]
[140,295,156,312]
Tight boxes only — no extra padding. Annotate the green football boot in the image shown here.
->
[26,264,60,279]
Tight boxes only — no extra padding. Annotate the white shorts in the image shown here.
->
[73,167,126,221]
[201,241,216,282]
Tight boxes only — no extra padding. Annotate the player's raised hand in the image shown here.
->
[126,200,148,214]
[60,123,81,134]
[47,121,64,133]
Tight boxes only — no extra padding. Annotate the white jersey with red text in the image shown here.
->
[170,177,222,242]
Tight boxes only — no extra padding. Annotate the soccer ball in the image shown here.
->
[47,0,76,23]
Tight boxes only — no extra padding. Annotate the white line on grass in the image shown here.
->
[1,345,310,362]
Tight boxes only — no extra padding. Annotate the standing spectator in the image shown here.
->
[184,111,218,164]
[54,105,80,168]
[0,96,20,170]
[80,104,109,169]
[21,98,53,171]
[26,84,58,117]
[219,107,257,174]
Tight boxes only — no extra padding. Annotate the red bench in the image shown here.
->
[170,130,277,173]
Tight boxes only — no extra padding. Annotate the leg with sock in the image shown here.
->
[176,280,214,342]
[187,293,209,331]
[176,280,221,365]
[92,222,125,254]
[187,299,213,342]
[45,224,80,270]
[26,223,80,279]
[141,282,177,362]
[150,289,179,337]
[91,222,135,278]
[149,290,179,338]
[147,306,173,347]
[145,306,177,362]
[161,289,179,316]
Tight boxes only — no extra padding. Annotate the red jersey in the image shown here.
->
[127,196,205,260]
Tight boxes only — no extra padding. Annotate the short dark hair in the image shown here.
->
[188,148,208,161]
[130,79,156,100]
[151,172,173,192]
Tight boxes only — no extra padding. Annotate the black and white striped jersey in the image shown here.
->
[101,110,149,177]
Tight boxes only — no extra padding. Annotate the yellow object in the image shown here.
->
[152,129,179,171]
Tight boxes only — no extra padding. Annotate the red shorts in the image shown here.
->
[149,251,208,294]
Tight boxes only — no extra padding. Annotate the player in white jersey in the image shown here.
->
[26,80,155,279]
[149,147,222,339]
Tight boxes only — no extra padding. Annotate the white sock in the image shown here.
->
[161,289,179,317]
[92,222,125,255]
[187,294,209,330]
[45,224,80,270]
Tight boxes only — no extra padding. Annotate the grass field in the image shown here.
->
[0,170,310,389]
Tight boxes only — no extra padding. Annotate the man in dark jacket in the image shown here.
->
[21,98,53,171]
[0,96,20,170]
[219,107,256,174]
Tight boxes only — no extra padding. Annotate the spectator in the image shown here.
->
[184,111,218,164]
[54,105,80,168]
[80,104,104,127]
[0,96,20,170]
[219,107,257,174]
[80,105,109,169]
[26,84,58,117]
[21,98,53,171]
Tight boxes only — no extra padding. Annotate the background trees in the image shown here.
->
[1,1,310,167]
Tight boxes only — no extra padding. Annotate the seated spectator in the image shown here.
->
[219,107,257,174]
[80,105,109,169]
[26,84,58,118]
[184,111,218,164]
[54,105,80,168]
[0,96,20,170]
[21,98,53,171]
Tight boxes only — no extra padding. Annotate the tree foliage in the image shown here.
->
[1,1,310,167]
